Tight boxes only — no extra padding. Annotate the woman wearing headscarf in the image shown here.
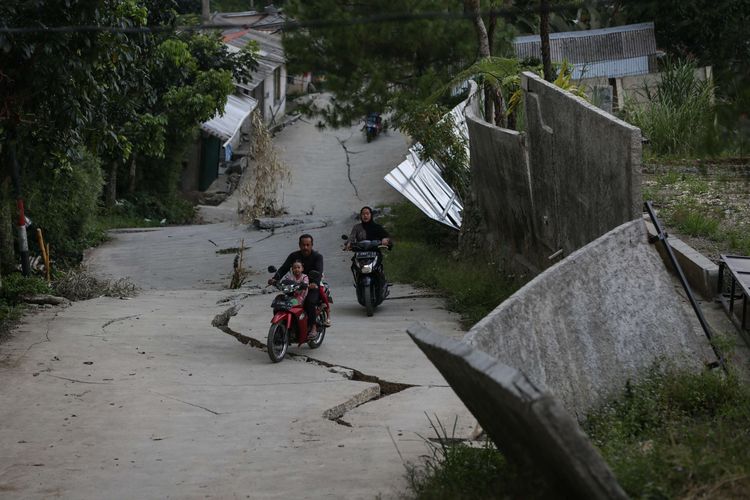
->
[346,206,391,248]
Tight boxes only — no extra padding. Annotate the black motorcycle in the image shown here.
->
[342,235,391,316]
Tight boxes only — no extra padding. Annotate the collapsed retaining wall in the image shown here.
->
[463,219,715,416]
[467,72,642,272]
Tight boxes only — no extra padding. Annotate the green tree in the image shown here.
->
[0,0,257,261]
[284,0,493,127]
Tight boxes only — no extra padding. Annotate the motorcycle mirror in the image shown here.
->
[341,234,348,240]
[267,265,277,273]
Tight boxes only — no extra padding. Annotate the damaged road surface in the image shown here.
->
[0,111,475,499]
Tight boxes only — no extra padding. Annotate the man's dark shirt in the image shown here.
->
[273,250,324,285]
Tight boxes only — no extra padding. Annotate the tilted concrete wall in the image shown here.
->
[524,72,643,262]
[463,219,715,417]
[467,72,642,272]
[466,110,537,269]
[408,324,627,499]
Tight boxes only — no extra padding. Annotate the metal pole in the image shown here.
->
[644,201,724,370]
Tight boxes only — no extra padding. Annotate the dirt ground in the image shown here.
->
[642,158,750,262]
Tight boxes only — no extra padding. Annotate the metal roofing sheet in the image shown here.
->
[224,28,285,89]
[514,22,657,78]
[384,82,477,229]
[201,93,258,147]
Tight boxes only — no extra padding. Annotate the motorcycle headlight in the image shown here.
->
[361,263,373,273]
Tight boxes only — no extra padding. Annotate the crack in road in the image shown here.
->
[149,390,223,415]
[102,314,142,329]
[336,136,362,200]
[212,307,416,421]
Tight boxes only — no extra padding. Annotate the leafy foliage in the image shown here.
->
[26,151,104,259]
[0,0,257,260]
[624,59,719,157]
[283,0,485,127]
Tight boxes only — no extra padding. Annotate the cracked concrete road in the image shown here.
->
[0,111,476,499]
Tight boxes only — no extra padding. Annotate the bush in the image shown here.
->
[25,151,104,260]
[625,60,720,157]
[382,203,520,328]
[0,273,51,304]
[585,366,750,498]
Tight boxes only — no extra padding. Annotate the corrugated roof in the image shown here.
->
[201,93,257,147]
[514,22,657,79]
[384,82,477,229]
[224,28,285,90]
[212,9,286,31]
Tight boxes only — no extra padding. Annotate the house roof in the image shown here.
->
[513,22,658,79]
[201,93,258,147]
[224,28,285,91]
[212,6,286,32]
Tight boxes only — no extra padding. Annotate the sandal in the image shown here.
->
[324,318,332,327]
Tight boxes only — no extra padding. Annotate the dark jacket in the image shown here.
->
[348,221,389,243]
[273,250,324,285]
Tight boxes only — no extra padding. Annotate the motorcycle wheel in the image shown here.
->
[364,286,374,317]
[308,311,327,349]
[267,323,289,363]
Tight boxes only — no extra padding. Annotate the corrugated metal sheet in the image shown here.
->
[384,82,478,230]
[224,29,285,90]
[514,22,657,79]
[201,93,257,148]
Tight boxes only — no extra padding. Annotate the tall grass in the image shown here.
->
[625,60,719,157]
[585,366,750,498]
[381,203,520,328]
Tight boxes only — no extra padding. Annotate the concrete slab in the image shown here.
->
[464,219,716,416]
[407,323,627,499]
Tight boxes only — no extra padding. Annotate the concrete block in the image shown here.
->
[464,219,715,416]
[644,219,719,299]
[407,323,627,500]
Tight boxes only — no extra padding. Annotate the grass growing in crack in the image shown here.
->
[381,203,520,328]
[404,365,750,499]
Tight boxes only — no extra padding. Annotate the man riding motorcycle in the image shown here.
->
[268,234,327,337]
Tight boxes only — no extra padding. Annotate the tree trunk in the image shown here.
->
[128,156,137,195]
[465,0,494,123]
[201,0,210,24]
[106,160,117,208]
[540,0,554,82]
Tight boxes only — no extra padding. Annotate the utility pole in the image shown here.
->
[540,0,554,81]
[201,0,210,24]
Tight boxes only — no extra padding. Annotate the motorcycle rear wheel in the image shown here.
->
[364,286,374,317]
[267,323,289,363]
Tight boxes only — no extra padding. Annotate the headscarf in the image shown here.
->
[359,206,387,240]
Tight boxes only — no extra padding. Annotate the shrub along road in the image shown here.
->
[0,111,476,499]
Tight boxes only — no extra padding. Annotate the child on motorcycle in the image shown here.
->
[283,260,331,333]
[282,260,309,305]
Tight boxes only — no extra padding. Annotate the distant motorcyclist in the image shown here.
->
[345,206,391,250]
[269,234,326,336]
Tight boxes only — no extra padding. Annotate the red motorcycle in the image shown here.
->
[266,267,328,363]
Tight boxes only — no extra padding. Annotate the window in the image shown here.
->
[274,68,281,102]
